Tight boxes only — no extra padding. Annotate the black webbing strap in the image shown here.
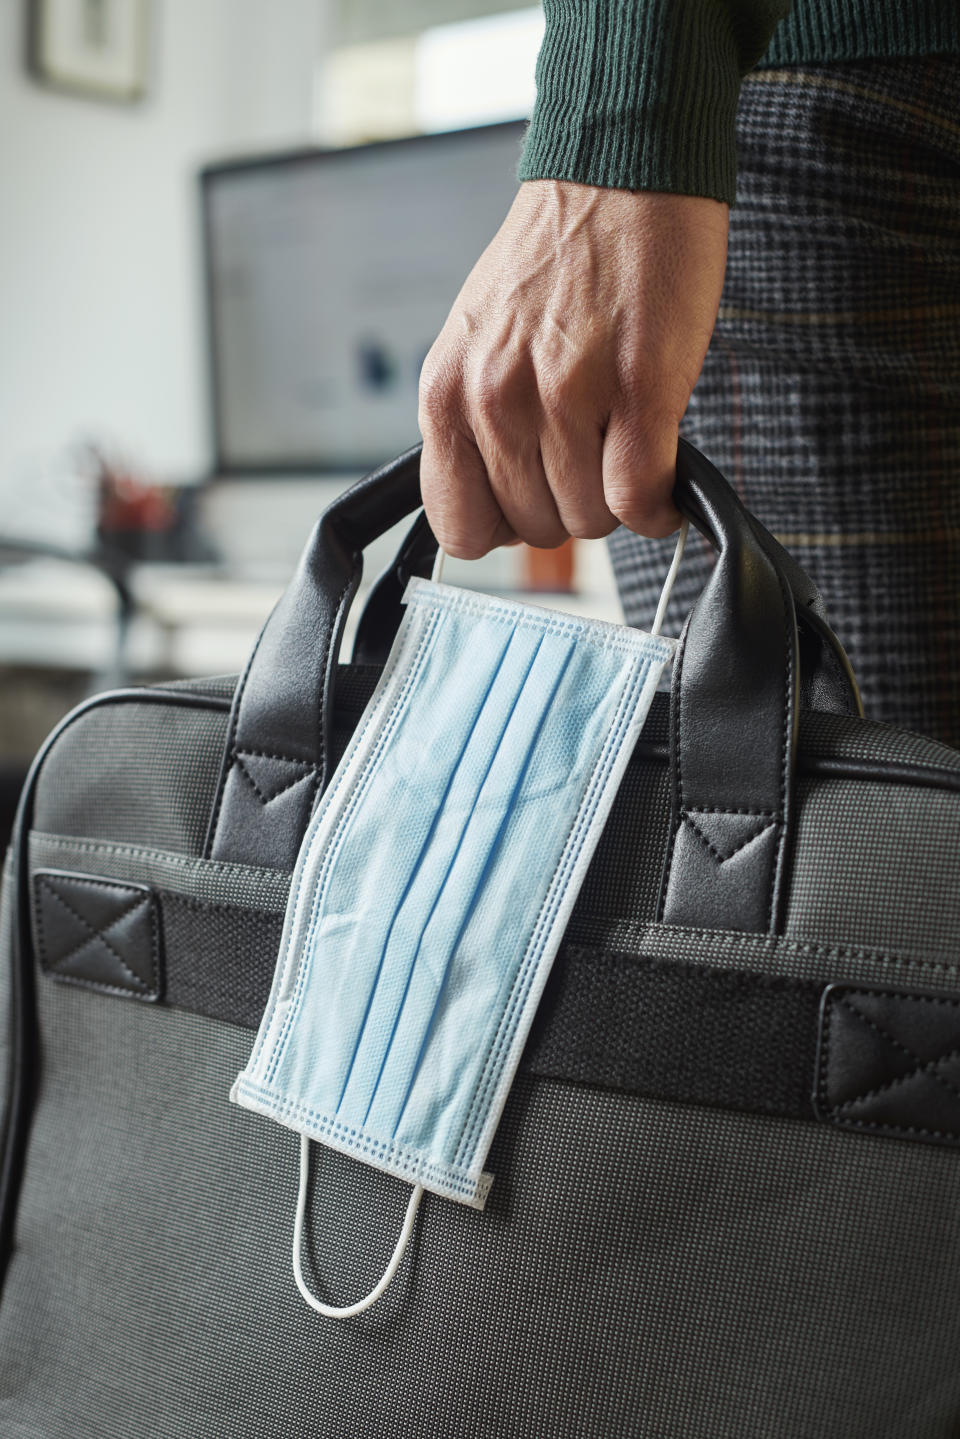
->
[523,948,822,1122]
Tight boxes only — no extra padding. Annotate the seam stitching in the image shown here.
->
[769,563,793,933]
[681,812,776,865]
[232,752,316,806]
[35,877,151,992]
[234,747,313,767]
[317,571,358,804]
[30,833,293,889]
[829,992,960,1110]
[205,615,268,855]
[658,623,688,921]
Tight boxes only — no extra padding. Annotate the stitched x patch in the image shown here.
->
[816,985,960,1146]
[34,870,161,1002]
[233,750,315,806]
[681,809,776,866]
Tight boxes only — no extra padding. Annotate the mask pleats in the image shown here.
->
[235,581,675,1211]
[334,623,544,1120]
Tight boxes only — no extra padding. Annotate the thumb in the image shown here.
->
[601,412,682,538]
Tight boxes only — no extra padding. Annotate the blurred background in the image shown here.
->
[0,0,621,843]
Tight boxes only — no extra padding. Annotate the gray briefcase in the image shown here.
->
[1,440,959,1437]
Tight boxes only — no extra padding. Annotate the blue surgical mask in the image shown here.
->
[232,539,682,1318]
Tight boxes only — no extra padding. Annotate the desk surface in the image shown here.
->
[0,541,623,681]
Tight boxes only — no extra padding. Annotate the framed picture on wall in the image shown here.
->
[27,0,151,103]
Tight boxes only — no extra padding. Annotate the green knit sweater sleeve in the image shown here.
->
[518,0,792,205]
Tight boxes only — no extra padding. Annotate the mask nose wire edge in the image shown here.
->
[431,518,689,637]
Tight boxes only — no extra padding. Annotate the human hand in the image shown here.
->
[418,179,728,557]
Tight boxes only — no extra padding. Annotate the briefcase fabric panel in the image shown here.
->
[2,975,960,1439]
[30,698,230,856]
[28,670,380,858]
[3,666,960,1438]
[786,776,960,960]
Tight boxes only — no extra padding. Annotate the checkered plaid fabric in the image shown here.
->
[609,55,960,749]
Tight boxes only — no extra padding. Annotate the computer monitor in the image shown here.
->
[201,121,527,475]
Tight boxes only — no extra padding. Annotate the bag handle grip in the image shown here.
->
[205,440,858,935]
[204,445,422,869]
[351,467,861,721]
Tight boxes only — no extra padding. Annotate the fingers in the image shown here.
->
[602,411,683,538]
[537,367,617,539]
[421,344,619,555]
[416,182,726,558]
[419,416,517,560]
[470,367,568,550]
[422,364,683,553]
[420,349,570,556]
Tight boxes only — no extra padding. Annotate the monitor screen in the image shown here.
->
[201,122,526,474]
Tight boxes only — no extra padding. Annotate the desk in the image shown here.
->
[0,527,623,670]
[0,541,623,760]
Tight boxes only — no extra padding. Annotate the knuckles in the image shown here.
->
[436,534,491,562]
[563,514,618,542]
[470,372,503,431]
[537,366,586,422]
[417,373,457,430]
[468,354,533,432]
[605,491,679,538]
[604,489,648,526]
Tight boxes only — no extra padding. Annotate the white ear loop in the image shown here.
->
[293,1134,423,1320]
[650,519,689,637]
[431,521,688,635]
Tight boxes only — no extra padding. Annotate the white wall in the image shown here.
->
[0,0,325,543]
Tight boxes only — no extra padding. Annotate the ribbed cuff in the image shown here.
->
[761,1,960,65]
[519,0,790,205]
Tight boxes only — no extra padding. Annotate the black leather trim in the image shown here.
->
[33,870,161,1002]
[351,508,436,666]
[794,606,863,717]
[799,754,960,794]
[815,984,960,1146]
[634,714,960,795]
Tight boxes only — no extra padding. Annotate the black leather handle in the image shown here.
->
[352,507,439,667]
[352,465,861,718]
[659,441,798,932]
[204,445,422,868]
[206,439,858,937]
